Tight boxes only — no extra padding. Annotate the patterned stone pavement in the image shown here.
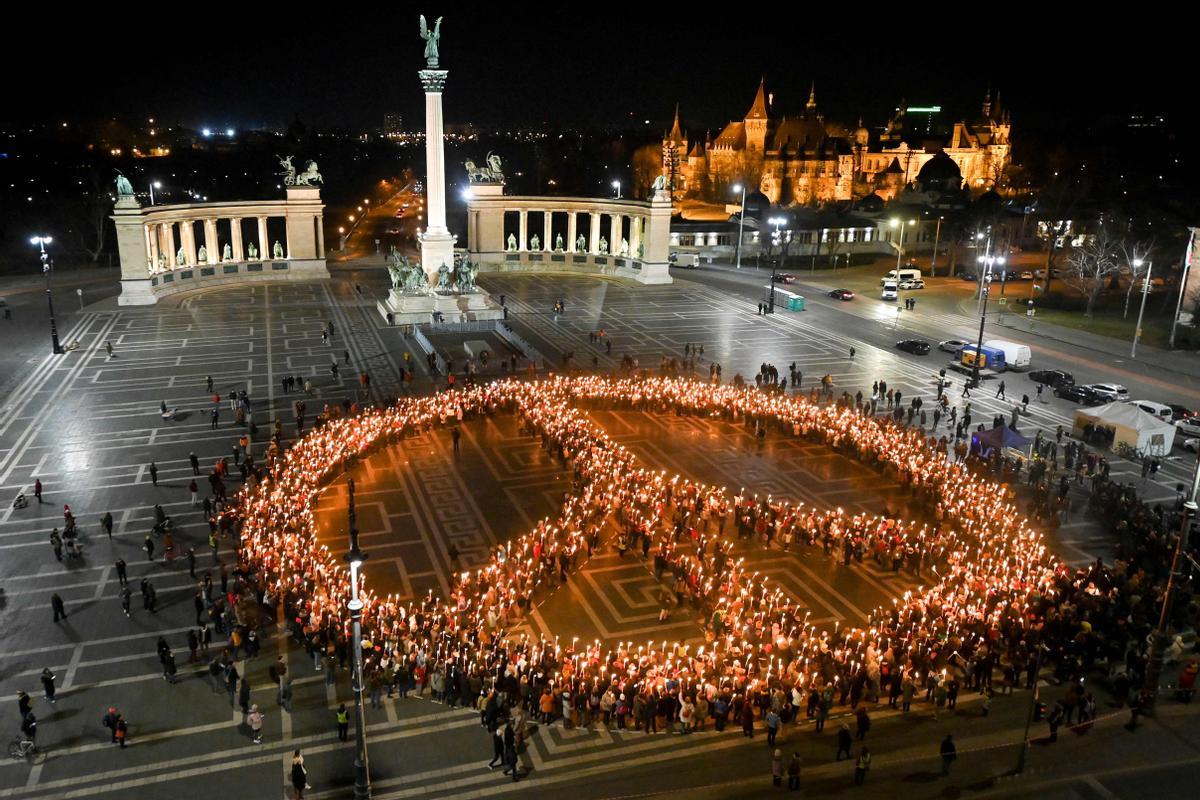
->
[0,270,1164,800]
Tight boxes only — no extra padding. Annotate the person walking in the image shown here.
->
[787,752,802,791]
[765,707,780,746]
[940,733,957,776]
[34,478,43,504]
[239,678,252,716]
[189,451,200,475]
[451,426,461,457]
[189,479,199,506]
[248,705,265,744]
[487,724,505,769]
[836,723,853,760]
[772,748,784,787]
[51,593,67,622]
[102,707,119,743]
[854,746,871,786]
[144,534,155,561]
[121,585,132,616]
[336,704,349,742]
[148,462,158,486]
[995,380,1005,399]
[101,510,114,538]
[40,668,57,703]
[502,721,521,782]
[291,749,309,798]
[49,528,63,561]
[114,715,128,748]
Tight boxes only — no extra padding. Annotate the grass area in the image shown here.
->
[1030,306,1172,349]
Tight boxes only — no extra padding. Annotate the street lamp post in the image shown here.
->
[31,236,63,355]
[1015,643,1050,773]
[344,477,372,799]
[611,180,621,200]
[1131,258,1153,358]
[1142,497,1197,714]
[890,218,915,272]
[149,181,162,205]
[971,248,1005,390]
[930,216,943,276]
[768,216,786,313]
[733,184,746,270]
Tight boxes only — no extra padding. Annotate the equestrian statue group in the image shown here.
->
[388,250,477,296]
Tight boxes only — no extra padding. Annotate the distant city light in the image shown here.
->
[202,128,213,137]
[225,128,235,137]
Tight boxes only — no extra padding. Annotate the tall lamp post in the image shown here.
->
[149,181,162,205]
[930,215,944,276]
[1131,257,1153,358]
[732,184,747,270]
[611,180,621,200]
[971,248,1005,389]
[344,477,372,799]
[889,218,915,272]
[1142,497,1197,714]
[31,236,64,355]
[767,216,786,313]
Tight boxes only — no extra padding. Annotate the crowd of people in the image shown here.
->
[211,374,1195,783]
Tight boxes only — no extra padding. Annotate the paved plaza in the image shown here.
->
[0,269,1195,799]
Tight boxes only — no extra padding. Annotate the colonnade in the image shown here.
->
[509,209,645,258]
[143,216,291,272]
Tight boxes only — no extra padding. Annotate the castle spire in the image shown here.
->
[982,85,992,118]
[746,77,769,120]
[806,82,817,111]
[668,103,684,142]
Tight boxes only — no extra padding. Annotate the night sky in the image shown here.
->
[9,8,1186,138]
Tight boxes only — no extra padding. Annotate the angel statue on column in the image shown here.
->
[419,15,443,67]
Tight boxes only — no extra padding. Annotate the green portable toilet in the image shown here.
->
[788,296,805,311]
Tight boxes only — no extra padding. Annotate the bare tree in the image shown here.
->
[64,167,112,263]
[1062,222,1125,317]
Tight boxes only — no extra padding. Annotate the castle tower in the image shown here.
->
[744,78,769,152]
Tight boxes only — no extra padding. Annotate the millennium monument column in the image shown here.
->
[416,17,456,282]
[377,15,502,324]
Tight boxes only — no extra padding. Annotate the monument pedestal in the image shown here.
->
[417,229,457,280]
[377,289,504,325]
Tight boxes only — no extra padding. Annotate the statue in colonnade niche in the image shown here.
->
[197,245,208,264]
[620,238,629,256]
[223,243,232,262]
[638,240,645,259]
[176,247,185,266]
[158,254,166,270]
[507,233,517,252]
[555,233,563,252]
[530,234,540,252]
[576,234,586,253]
[273,241,284,259]
[598,236,608,254]
[247,241,259,260]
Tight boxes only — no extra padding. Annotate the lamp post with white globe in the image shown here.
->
[732,184,746,270]
[30,236,63,355]
[344,477,372,799]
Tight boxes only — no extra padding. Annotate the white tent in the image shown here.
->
[1073,402,1176,456]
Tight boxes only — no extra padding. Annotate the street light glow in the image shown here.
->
[30,235,52,245]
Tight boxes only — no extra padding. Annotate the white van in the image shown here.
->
[881,268,922,286]
[670,252,699,268]
[1130,400,1173,422]
[983,339,1031,369]
[881,281,899,301]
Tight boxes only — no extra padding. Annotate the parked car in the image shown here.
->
[1130,400,1173,422]
[895,339,932,355]
[1054,384,1103,405]
[1184,437,1200,453]
[1167,404,1195,422]
[939,339,969,353]
[881,282,899,301]
[959,272,978,282]
[1019,271,1035,280]
[1175,417,1200,438]
[772,273,796,284]
[898,279,925,290]
[1029,369,1074,387]
[1086,383,1130,402]
[385,227,402,235]
[828,288,855,300]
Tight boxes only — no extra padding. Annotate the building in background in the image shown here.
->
[383,113,405,139]
[664,82,1011,207]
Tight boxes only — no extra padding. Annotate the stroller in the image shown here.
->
[11,493,28,510]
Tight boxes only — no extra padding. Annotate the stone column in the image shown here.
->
[144,225,157,270]
[315,215,325,258]
[543,210,552,252]
[630,216,642,260]
[257,217,269,260]
[230,217,244,261]
[416,68,456,279]
[183,221,198,266]
[609,214,621,256]
[589,213,601,254]
[159,223,174,267]
[203,219,218,264]
[518,210,528,251]
[567,212,577,252]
